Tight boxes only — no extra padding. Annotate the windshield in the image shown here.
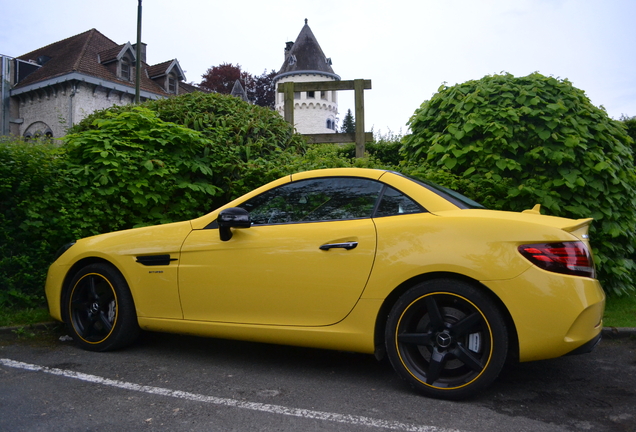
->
[397,173,486,210]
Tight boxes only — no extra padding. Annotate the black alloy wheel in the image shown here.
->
[65,263,139,351]
[385,279,508,400]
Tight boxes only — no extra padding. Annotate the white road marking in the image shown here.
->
[1,358,460,432]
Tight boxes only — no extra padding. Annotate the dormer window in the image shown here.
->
[121,58,131,81]
[167,74,177,94]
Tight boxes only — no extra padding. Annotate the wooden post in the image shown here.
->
[354,79,365,158]
[277,79,372,156]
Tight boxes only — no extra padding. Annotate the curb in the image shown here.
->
[601,327,636,339]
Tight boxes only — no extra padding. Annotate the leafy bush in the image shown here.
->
[621,115,636,149]
[3,93,307,307]
[0,138,61,305]
[402,72,636,295]
[234,144,391,196]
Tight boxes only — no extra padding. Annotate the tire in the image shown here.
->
[385,279,508,400]
[64,263,140,352]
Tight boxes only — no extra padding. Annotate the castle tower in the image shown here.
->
[274,19,340,134]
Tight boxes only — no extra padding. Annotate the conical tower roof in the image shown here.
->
[275,19,340,81]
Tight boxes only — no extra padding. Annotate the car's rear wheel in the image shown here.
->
[65,263,139,351]
[385,279,508,399]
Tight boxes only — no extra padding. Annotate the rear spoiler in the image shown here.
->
[522,204,593,236]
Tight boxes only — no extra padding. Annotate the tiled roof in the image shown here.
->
[277,21,337,77]
[146,60,173,78]
[180,81,208,94]
[98,45,127,64]
[14,28,193,96]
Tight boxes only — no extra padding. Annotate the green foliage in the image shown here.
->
[403,72,636,295]
[620,115,636,149]
[3,93,306,307]
[0,138,61,306]
[3,79,635,310]
[336,131,404,167]
[31,107,229,238]
[233,144,390,197]
[70,92,306,206]
[341,109,355,133]
[0,307,51,327]
[603,293,636,327]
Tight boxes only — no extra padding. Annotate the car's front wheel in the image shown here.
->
[64,263,139,351]
[385,279,508,399]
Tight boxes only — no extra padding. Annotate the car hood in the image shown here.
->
[61,221,194,264]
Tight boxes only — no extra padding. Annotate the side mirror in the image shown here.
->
[218,207,251,241]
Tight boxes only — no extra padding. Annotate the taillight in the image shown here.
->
[518,242,595,278]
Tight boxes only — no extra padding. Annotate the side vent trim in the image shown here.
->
[136,255,177,266]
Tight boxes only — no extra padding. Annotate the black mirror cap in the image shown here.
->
[218,208,251,241]
[218,207,251,228]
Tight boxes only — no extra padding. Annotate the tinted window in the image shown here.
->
[240,177,383,225]
[375,186,424,217]
[396,173,485,209]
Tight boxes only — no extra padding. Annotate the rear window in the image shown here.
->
[396,173,486,210]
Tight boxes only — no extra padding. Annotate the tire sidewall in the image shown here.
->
[385,278,508,400]
[64,262,139,352]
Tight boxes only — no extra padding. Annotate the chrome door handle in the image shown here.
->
[319,242,358,251]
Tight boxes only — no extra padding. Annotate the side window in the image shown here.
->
[240,177,383,225]
[375,186,424,217]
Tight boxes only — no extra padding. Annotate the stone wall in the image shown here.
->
[16,82,136,138]
[274,74,338,135]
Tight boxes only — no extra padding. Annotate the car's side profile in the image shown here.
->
[45,168,605,399]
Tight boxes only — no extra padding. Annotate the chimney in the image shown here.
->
[284,41,294,60]
[133,42,147,63]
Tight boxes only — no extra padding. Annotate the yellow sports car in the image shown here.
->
[45,168,605,399]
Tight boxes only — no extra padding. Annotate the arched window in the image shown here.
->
[23,122,53,141]
[326,119,332,129]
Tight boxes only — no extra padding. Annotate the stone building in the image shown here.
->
[273,20,340,134]
[0,28,197,139]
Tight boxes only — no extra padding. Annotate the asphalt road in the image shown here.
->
[1,325,635,432]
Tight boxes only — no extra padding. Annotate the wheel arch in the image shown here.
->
[373,272,519,363]
[60,257,131,323]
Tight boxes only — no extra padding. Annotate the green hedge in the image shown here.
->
[0,138,61,306]
[402,73,636,295]
[1,93,308,307]
[1,85,634,308]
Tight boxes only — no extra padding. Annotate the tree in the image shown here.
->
[402,72,636,295]
[248,70,276,109]
[199,63,248,95]
[199,64,277,109]
[341,109,355,133]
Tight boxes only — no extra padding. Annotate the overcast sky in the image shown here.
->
[2,0,635,135]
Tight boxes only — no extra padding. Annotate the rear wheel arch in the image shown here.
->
[374,273,519,363]
[381,276,514,399]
